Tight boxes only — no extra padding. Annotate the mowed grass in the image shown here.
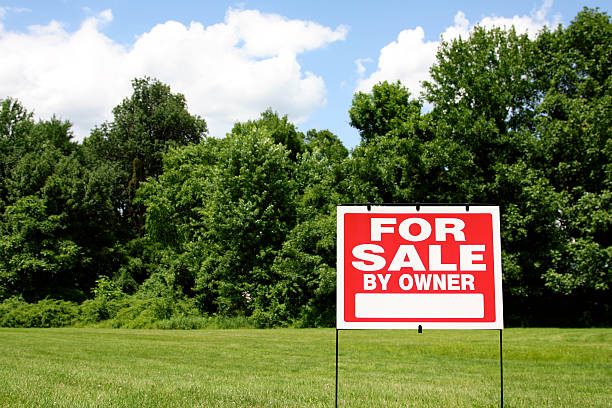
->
[0,328,610,407]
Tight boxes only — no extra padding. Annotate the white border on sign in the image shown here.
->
[336,205,504,330]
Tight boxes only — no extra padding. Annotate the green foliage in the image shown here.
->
[0,8,610,327]
[88,77,208,180]
[92,276,125,300]
[0,107,122,301]
[349,81,423,145]
[136,111,346,326]
[0,295,235,329]
[0,196,86,301]
[268,214,337,327]
[425,26,540,136]
[231,109,305,160]
[304,129,348,163]
[0,297,80,327]
[139,122,298,316]
[84,77,207,235]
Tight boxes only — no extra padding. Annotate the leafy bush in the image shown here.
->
[0,295,263,329]
[0,292,214,329]
[77,297,129,324]
[94,296,203,329]
[0,297,79,327]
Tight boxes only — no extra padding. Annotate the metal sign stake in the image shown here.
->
[500,329,504,407]
[335,329,339,408]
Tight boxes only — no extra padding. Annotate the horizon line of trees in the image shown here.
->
[1,7,610,327]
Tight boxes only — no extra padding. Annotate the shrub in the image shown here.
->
[98,296,203,329]
[77,297,129,325]
[0,295,255,329]
[0,297,79,327]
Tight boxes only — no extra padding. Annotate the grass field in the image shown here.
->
[0,328,610,407]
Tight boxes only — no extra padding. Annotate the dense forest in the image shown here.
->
[1,8,610,327]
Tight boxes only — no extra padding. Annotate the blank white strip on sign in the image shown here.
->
[355,293,484,319]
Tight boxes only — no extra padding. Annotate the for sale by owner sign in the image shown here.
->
[337,205,503,329]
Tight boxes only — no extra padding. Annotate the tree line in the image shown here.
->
[1,8,610,327]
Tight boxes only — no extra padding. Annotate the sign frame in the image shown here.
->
[337,204,504,330]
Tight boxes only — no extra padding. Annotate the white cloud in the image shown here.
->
[355,58,372,77]
[224,8,348,57]
[477,0,560,39]
[440,11,470,42]
[356,1,558,96]
[355,26,438,97]
[0,8,347,140]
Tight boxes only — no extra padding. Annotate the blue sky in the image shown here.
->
[0,1,608,147]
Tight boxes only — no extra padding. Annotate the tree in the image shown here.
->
[231,109,305,160]
[196,126,297,316]
[84,77,207,234]
[133,138,222,297]
[1,99,35,213]
[533,9,611,318]
[0,196,85,301]
[346,81,481,204]
[138,121,298,318]
[264,129,348,326]
[304,129,348,164]
[349,81,423,145]
[0,107,105,301]
[423,25,542,182]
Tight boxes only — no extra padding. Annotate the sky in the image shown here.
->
[0,1,608,148]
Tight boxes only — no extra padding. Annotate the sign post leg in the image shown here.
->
[335,329,339,408]
[500,329,503,408]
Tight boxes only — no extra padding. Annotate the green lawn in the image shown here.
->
[0,328,610,407]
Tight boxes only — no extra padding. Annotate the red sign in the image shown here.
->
[337,205,503,329]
